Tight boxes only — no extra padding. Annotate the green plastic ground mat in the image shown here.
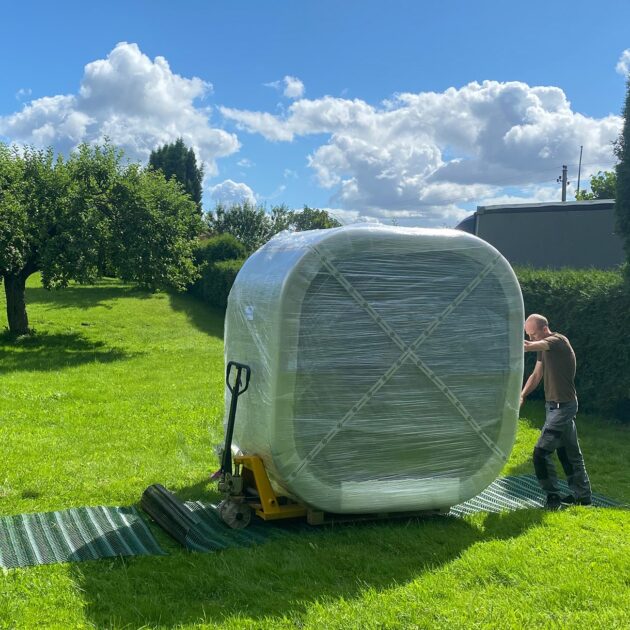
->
[448,474,622,517]
[152,474,622,553]
[180,501,312,552]
[0,505,165,569]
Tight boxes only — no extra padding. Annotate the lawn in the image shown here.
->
[0,276,628,629]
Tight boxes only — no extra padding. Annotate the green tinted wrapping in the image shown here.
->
[224,225,524,514]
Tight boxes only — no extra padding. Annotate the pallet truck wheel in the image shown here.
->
[218,500,252,529]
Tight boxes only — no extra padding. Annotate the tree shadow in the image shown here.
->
[25,281,151,311]
[167,291,224,339]
[70,494,545,627]
[0,331,138,374]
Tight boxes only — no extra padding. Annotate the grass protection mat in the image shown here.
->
[149,474,624,553]
[0,505,165,569]
[1,475,623,567]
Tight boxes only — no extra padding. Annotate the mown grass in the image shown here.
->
[0,276,628,629]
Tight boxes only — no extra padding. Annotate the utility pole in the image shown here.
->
[557,165,568,201]
[576,146,583,196]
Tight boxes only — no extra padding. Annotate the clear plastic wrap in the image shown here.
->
[224,225,524,514]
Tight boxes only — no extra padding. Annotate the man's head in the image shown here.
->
[525,314,551,341]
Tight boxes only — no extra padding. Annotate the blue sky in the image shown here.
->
[2,1,629,226]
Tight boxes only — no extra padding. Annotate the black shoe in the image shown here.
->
[561,494,592,506]
[545,493,562,510]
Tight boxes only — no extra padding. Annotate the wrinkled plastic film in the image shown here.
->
[224,225,524,514]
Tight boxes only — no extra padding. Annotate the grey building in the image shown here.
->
[456,199,624,269]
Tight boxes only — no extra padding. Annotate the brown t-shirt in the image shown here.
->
[537,333,577,403]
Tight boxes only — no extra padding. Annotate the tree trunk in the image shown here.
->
[3,271,30,335]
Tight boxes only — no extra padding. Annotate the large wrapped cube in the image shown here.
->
[224,225,524,514]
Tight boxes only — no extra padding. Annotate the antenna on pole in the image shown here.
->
[576,146,583,197]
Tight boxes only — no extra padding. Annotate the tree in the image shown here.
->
[291,205,341,230]
[615,80,630,265]
[0,142,201,336]
[149,138,204,212]
[575,170,616,200]
[206,202,341,253]
[207,202,273,253]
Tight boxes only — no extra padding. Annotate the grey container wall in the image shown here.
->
[224,225,524,514]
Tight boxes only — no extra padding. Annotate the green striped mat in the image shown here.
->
[0,505,165,569]
[448,474,621,517]
[1,475,623,567]
[170,474,624,553]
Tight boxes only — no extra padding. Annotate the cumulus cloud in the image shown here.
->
[0,42,240,176]
[210,179,256,206]
[616,49,630,76]
[283,76,305,99]
[264,75,305,99]
[221,80,620,225]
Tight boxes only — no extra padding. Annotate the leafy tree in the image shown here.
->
[0,142,201,336]
[207,202,273,253]
[615,80,630,266]
[575,170,616,200]
[148,138,204,212]
[291,205,341,230]
[206,202,341,253]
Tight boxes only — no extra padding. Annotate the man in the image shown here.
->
[521,314,592,510]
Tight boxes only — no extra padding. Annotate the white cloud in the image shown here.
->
[0,42,240,176]
[210,179,256,206]
[221,80,621,225]
[264,75,305,100]
[237,158,254,168]
[283,75,305,99]
[616,49,630,76]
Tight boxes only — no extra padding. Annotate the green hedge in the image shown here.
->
[192,258,244,309]
[516,267,630,421]
[189,235,246,308]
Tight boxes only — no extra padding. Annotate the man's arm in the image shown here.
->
[520,359,543,407]
[524,340,550,352]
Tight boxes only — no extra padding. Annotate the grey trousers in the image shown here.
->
[533,400,591,499]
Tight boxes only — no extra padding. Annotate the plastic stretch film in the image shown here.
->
[224,225,524,514]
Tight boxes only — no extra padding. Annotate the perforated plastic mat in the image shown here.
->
[162,474,623,553]
[448,473,621,517]
[1,475,622,567]
[0,505,165,569]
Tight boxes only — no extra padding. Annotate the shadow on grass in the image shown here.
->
[167,291,224,339]
[71,501,544,627]
[0,330,138,374]
[25,281,151,311]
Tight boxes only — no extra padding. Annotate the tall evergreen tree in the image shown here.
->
[615,80,630,267]
[149,138,204,212]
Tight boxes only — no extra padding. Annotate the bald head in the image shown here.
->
[525,314,551,341]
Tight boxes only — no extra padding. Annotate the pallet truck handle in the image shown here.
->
[220,361,251,475]
[226,361,251,396]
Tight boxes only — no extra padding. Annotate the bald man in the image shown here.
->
[521,314,592,510]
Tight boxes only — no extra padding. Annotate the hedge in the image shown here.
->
[188,235,246,308]
[516,267,630,421]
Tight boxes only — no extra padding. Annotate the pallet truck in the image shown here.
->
[214,361,308,528]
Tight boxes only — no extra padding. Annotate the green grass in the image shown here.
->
[1,276,628,629]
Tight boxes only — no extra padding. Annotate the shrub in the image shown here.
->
[189,234,246,308]
[194,234,246,266]
[516,266,630,421]
[191,258,245,309]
